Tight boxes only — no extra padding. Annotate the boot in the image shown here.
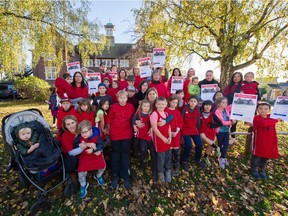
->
[158,173,165,183]
[165,170,172,183]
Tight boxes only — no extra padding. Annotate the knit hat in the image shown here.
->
[60,98,71,103]
[98,82,107,89]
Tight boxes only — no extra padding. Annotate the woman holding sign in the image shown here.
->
[198,70,221,90]
[167,68,183,97]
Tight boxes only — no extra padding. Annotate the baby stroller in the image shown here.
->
[2,109,66,214]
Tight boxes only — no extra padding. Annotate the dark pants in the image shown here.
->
[139,139,157,175]
[64,155,78,174]
[111,139,131,180]
[251,155,268,173]
[171,148,181,169]
[217,132,230,158]
[157,150,172,173]
[182,135,203,163]
[230,121,238,138]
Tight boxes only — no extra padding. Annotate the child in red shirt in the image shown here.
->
[56,98,77,140]
[241,72,261,100]
[166,95,183,176]
[150,97,172,182]
[251,102,283,179]
[106,90,135,190]
[77,98,95,126]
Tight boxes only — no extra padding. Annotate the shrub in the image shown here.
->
[15,76,50,101]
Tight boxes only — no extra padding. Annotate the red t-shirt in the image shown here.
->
[77,111,95,126]
[106,103,135,140]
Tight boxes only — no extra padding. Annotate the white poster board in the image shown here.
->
[138,57,152,78]
[171,76,184,93]
[108,71,118,81]
[271,96,288,121]
[230,93,258,123]
[201,84,218,101]
[67,61,80,77]
[153,48,166,68]
[87,73,101,94]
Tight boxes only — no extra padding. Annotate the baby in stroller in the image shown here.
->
[13,121,61,168]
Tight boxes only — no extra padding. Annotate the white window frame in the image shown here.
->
[45,66,57,80]
[95,59,101,67]
[112,59,118,67]
[88,59,94,67]
[120,59,129,68]
[102,59,111,67]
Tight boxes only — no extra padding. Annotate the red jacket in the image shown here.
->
[181,105,200,136]
[55,77,74,99]
[106,103,135,141]
[252,115,279,159]
[77,111,95,126]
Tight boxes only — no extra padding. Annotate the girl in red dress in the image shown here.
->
[150,97,172,182]
[166,95,183,176]
[77,99,95,126]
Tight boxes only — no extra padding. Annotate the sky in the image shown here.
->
[89,0,142,43]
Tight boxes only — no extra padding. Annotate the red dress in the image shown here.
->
[78,131,106,172]
[252,115,279,159]
[135,111,151,141]
[166,108,183,149]
[199,112,216,140]
[77,111,95,126]
[106,103,135,141]
[151,111,170,152]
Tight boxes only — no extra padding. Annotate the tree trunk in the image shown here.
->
[219,58,234,89]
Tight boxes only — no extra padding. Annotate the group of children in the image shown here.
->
[41,67,283,198]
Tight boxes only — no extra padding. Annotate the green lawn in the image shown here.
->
[0,100,287,215]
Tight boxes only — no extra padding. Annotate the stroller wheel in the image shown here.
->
[30,198,51,215]
[18,172,28,187]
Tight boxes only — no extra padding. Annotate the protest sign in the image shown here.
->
[67,61,80,77]
[153,48,166,68]
[230,93,258,122]
[171,76,184,93]
[138,57,152,78]
[201,84,218,101]
[271,96,288,121]
[87,73,101,94]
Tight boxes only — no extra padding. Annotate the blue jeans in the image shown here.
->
[217,132,230,158]
[111,139,131,180]
[182,135,203,163]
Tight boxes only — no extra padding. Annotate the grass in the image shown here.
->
[0,99,287,215]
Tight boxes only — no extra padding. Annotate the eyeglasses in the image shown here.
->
[80,129,90,134]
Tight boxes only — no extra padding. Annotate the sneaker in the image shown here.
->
[229,138,236,145]
[197,161,206,169]
[251,171,260,179]
[218,157,225,169]
[182,162,189,172]
[79,183,89,199]
[215,147,221,157]
[94,175,105,186]
[224,158,229,166]
[203,157,211,166]
[111,178,119,190]
[123,179,131,189]
[259,170,267,179]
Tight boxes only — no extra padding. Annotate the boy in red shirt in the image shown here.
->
[106,90,135,189]
[241,72,261,100]
[251,102,283,179]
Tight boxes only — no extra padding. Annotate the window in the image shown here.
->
[112,59,118,67]
[102,59,111,67]
[95,59,101,67]
[88,59,94,67]
[45,67,57,80]
[120,59,129,68]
